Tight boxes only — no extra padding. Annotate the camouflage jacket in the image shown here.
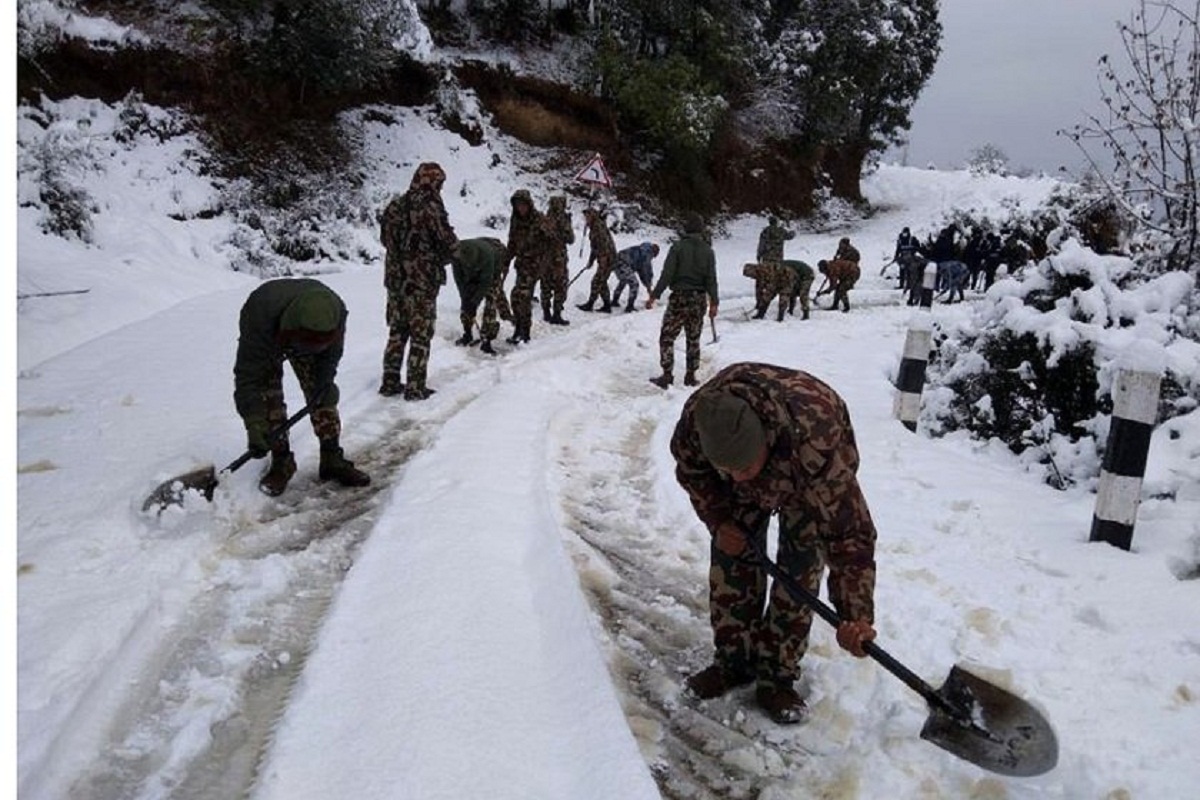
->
[233,278,345,423]
[834,241,861,263]
[823,259,861,288]
[544,197,575,254]
[669,362,877,622]
[380,186,457,293]
[583,211,617,265]
[507,189,550,274]
[756,222,794,262]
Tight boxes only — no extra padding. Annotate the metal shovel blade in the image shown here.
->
[920,665,1059,777]
[142,465,219,514]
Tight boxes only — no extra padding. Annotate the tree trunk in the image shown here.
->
[822,144,867,204]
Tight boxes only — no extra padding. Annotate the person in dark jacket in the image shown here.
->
[646,214,719,388]
[669,362,878,724]
[234,278,370,497]
[450,237,509,355]
[611,241,659,313]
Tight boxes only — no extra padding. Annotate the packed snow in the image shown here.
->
[16,95,1200,800]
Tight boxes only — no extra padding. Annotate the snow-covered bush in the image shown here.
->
[19,114,99,243]
[925,239,1199,490]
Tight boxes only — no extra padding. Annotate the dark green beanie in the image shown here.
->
[693,391,766,471]
[280,288,341,333]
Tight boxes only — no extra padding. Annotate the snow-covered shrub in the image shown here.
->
[20,119,99,243]
[925,239,1199,489]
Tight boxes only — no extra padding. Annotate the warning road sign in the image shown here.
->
[574,153,613,188]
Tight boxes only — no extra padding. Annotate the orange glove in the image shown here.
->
[836,620,877,658]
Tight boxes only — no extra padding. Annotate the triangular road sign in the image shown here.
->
[574,153,613,188]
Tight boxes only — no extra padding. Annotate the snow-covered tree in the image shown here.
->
[1064,0,1200,273]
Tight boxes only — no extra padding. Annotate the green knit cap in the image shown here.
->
[280,287,341,333]
[693,391,766,471]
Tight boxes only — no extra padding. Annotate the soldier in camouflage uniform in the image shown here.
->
[234,278,370,497]
[505,189,550,345]
[669,362,879,724]
[646,213,718,388]
[783,258,815,320]
[753,217,796,320]
[816,258,861,312]
[833,236,861,264]
[379,162,457,401]
[539,195,574,326]
[450,237,509,355]
[576,207,617,313]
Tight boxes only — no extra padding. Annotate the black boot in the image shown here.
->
[625,298,636,313]
[379,373,403,397]
[549,314,570,326]
[684,370,698,387]
[259,450,297,497]
[577,301,594,312]
[480,339,498,355]
[752,307,766,320]
[598,302,613,313]
[649,373,673,389]
[319,445,371,487]
[455,330,478,346]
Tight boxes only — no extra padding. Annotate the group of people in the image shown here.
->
[748,218,863,320]
[892,224,1010,305]
[230,170,881,730]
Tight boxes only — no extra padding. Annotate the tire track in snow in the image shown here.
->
[62,402,466,800]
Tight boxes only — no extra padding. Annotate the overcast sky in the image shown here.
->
[897,0,1146,175]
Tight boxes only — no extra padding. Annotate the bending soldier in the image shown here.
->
[451,237,509,355]
[234,278,370,497]
[611,242,659,313]
[669,362,878,724]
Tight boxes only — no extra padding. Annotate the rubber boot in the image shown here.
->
[319,445,371,487]
[259,450,296,497]
[379,372,404,397]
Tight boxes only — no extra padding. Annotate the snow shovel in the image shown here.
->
[142,389,327,514]
[743,538,1059,777]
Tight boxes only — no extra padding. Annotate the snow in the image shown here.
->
[15,96,1200,800]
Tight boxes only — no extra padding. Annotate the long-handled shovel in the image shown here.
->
[744,538,1058,777]
[142,392,325,514]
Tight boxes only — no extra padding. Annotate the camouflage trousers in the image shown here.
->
[709,510,826,685]
[790,274,813,316]
[460,280,505,343]
[262,356,340,451]
[510,262,540,339]
[539,252,568,319]
[659,290,706,376]
[583,252,614,307]
[383,284,439,390]
[755,260,792,318]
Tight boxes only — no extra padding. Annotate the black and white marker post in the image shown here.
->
[1090,345,1164,551]
[894,315,933,431]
